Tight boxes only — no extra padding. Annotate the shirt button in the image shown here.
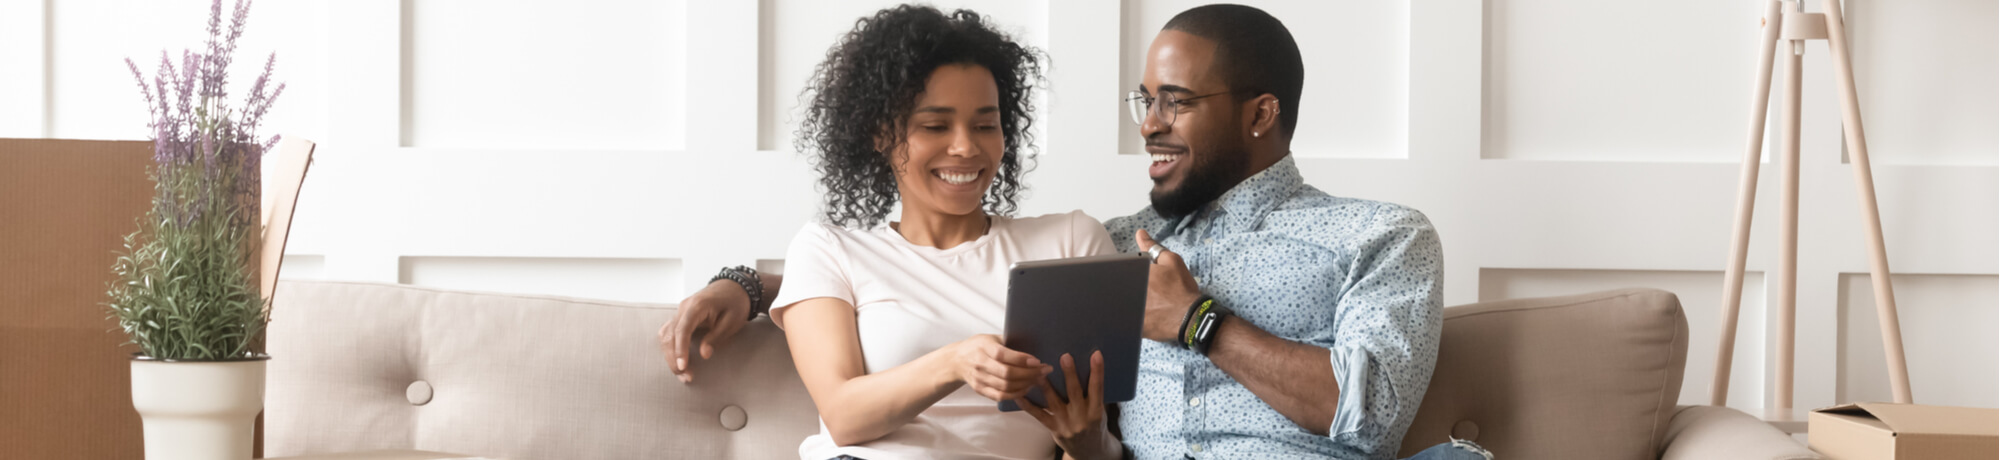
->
[1191,443,1204,453]
[1204,238,1213,245]
[1189,397,1201,407]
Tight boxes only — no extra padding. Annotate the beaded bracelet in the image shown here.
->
[710,266,765,321]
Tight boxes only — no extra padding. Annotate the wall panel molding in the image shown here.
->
[0,0,47,137]
[399,0,688,150]
[1118,0,1411,159]
[1837,273,1999,408]
[399,256,684,303]
[1482,0,1764,162]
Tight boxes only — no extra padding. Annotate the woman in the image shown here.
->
[767,5,1119,460]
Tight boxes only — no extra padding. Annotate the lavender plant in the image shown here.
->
[106,0,283,360]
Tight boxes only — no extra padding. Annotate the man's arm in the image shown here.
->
[1133,230,1339,432]
[1204,316,1340,435]
[1228,211,1443,444]
[1133,210,1443,442]
[658,272,786,383]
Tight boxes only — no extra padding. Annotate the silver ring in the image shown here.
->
[1147,245,1166,263]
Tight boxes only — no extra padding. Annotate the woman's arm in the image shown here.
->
[660,272,785,383]
[781,297,1048,446]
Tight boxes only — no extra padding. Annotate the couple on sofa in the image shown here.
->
[658,4,1482,460]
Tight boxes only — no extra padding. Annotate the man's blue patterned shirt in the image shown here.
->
[1104,155,1445,460]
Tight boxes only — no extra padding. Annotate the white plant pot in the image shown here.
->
[130,356,268,460]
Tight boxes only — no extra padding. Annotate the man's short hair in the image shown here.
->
[1162,4,1304,139]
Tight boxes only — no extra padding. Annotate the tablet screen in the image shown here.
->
[998,253,1149,412]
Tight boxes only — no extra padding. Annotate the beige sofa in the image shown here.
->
[267,281,1819,460]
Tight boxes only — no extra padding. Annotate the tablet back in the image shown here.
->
[998,253,1149,412]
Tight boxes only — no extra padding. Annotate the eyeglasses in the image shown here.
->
[1125,89,1236,126]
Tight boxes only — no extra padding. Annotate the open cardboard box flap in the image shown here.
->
[258,135,316,302]
[1810,402,1999,460]
[1815,402,1998,438]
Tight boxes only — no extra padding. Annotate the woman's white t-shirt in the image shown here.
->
[769,210,1117,460]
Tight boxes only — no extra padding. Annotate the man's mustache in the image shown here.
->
[1145,137,1188,151]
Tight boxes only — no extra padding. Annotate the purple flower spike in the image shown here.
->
[123,0,279,232]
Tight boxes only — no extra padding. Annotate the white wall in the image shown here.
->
[9,0,1995,415]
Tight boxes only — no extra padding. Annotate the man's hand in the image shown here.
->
[1136,230,1203,343]
[949,334,1051,401]
[1016,351,1122,460]
[658,279,753,383]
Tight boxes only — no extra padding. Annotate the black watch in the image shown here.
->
[1180,296,1232,356]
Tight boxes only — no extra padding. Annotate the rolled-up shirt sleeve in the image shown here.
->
[1322,206,1444,451]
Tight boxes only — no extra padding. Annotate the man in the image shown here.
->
[661,5,1482,460]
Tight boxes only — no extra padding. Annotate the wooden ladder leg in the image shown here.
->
[1772,13,1804,410]
[1713,0,1787,407]
[1820,0,1914,404]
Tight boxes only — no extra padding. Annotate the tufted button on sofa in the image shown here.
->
[268,281,1817,459]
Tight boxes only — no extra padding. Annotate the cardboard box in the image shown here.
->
[2,137,311,458]
[1808,402,1998,460]
[1,138,154,459]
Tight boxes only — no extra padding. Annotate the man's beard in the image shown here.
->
[1149,132,1252,220]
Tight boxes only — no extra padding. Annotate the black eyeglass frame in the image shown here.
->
[1124,89,1242,126]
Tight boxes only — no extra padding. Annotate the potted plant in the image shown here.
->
[106,1,284,458]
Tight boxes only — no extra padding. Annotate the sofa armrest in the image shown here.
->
[1661,405,1821,460]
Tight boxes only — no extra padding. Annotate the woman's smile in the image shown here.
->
[930,166,987,192]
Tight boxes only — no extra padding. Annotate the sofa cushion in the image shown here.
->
[1399,288,1689,459]
[266,280,820,460]
[1660,405,1821,460]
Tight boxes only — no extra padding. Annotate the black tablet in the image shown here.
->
[997,253,1150,412]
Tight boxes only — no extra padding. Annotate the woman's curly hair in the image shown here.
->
[795,5,1043,229]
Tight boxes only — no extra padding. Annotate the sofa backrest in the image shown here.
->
[267,280,820,460]
[1399,288,1690,459]
[270,281,1687,460]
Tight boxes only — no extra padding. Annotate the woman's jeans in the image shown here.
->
[1405,438,1494,460]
